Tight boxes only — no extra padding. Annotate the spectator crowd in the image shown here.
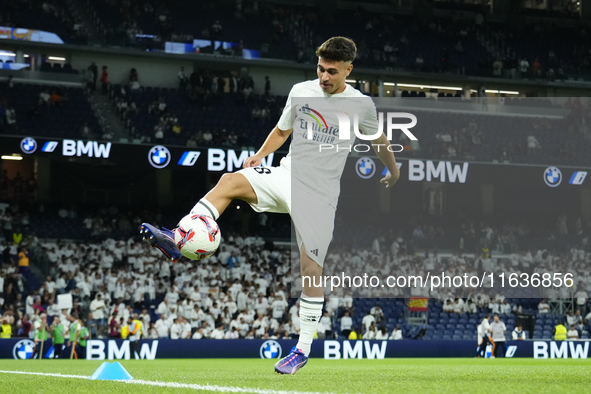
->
[0,197,589,348]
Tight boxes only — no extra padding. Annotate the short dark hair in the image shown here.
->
[316,37,357,63]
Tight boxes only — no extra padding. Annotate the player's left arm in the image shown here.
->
[371,132,400,188]
[362,101,399,188]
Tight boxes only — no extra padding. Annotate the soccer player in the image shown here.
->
[141,36,400,374]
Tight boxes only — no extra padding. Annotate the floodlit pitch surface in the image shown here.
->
[1,358,589,393]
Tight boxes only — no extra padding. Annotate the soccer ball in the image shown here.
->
[174,214,221,260]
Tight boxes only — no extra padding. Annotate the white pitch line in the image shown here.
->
[0,370,88,379]
[0,370,338,394]
[123,378,339,394]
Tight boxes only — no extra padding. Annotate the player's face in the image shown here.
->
[317,57,353,94]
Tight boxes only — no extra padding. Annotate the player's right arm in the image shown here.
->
[245,85,296,168]
[243,125,292,168]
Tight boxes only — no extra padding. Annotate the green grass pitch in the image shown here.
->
[0,358,590,393]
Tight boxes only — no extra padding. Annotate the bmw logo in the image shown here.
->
[544,166,562,187]
[20,137,37,154]
[260,340,283,359]
[355,157,376,179]
[13,339,36,360]
[148,145,171,169]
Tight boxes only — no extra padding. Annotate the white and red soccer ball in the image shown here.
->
[174,214,221,260]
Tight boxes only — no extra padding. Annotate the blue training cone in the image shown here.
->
[89,362,133,380]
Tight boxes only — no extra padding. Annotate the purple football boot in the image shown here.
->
[274,347,308,375]
[140,223,181,263]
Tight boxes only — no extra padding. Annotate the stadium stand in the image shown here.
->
[108,77,284,149]
[2,0,591,354]
[91,0,294,58]
[89,1,487,73]
[0,83,102,139]
[102,80,591,167]
[0,0,88,45]
[2,0,589,82]
[78,0,591,80]
[4,74,590,167]
[1,195,590,341]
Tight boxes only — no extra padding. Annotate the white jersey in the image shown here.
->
[478,319,491,338]
[277,79,378,208]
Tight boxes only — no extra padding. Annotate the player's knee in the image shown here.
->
[217,173,252,200]
[217,173,240,195]
[301,259,322,278]
[218,172,236,186]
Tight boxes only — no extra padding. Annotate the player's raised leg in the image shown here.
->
[141,172,257,261]
[193,172,258,217]
[142,124,290,261]
[275,244,323,374]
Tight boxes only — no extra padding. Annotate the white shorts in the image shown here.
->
[238,165,335,267]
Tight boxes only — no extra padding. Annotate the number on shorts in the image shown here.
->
[254,167,271,174]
